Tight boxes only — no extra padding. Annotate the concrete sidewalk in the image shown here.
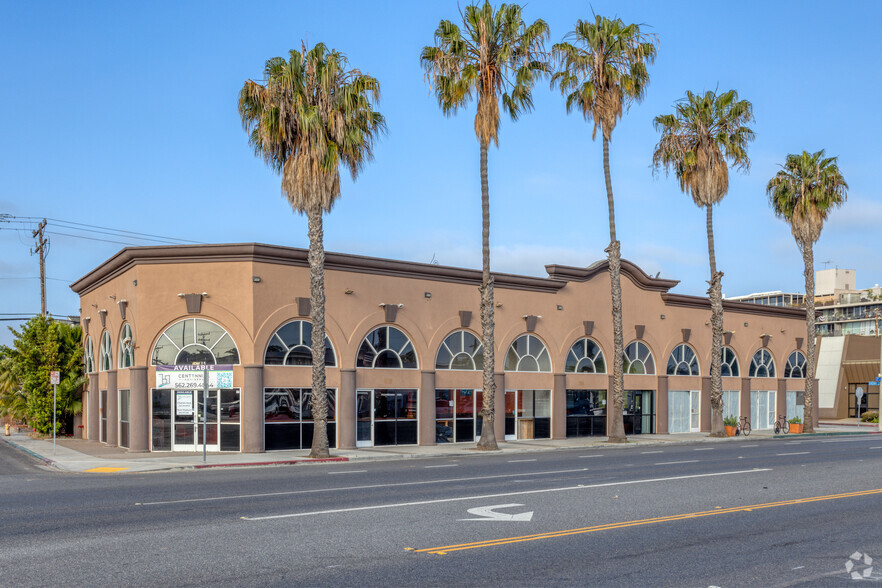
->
[1,422,874,474]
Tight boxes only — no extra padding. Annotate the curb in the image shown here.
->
[0,436,58,469]
[192,457,349,469]
[773,431,881,439]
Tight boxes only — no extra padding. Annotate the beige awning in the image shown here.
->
[843,360,881,384]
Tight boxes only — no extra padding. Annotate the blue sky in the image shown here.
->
[2,0,881,346]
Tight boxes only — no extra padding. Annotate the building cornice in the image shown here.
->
[545,259,680,293]
[70,243,569,296]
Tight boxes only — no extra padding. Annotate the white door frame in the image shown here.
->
[356,389,373,448]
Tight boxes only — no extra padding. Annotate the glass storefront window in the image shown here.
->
[264,388,336,450]
[566,389,606,437]
[436,389,483,443]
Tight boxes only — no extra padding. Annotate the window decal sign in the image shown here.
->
[156,365,234,389]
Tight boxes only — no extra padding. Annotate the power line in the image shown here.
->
[0,277,73,282]
[8,215,202,244]
[45,230,145,247]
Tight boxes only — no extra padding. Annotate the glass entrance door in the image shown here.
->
[195,390,219,453]
[356,389,419,447]
[356,390,373,447]
[504,390,551,440]
[173,389,220,451]
[669,390,700,433]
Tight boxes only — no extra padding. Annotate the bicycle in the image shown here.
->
[774,414,790,434]
[736,416,751,437]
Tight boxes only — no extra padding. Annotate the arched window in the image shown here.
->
[264,320,337,366]
[504,334,551,372]
[623,341,655,375]
[721,347,740,377]
[565,338,606,373]
[357,326,418,369]
[151,318,240,366]
[118,323,134,369]
[667,344,700,376]
[749,349,776,378]
[99,331,112,371]
[436,331,483,370]
[84,336,94,374]
[784,351,806,378]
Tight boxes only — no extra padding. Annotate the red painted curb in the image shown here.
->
[193,457,349,469]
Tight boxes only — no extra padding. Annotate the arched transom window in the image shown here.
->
[151,318,240,366]
[99,331,112,371]
[721,346,740,377]
[436,331,483,370]
[505,334,551,372]
[357,326,418,369]
[119,323,134,369]
[265,320,336,366]
[84,336,94,374]
[565,338,606,373]
[784,351,806,378]
[749,349,776,378]
[667,344,699,376]
[623,341,655,375]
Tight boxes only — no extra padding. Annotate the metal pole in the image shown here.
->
[878,330,882,432]
[53,383,57,455]
[203,368,208,463]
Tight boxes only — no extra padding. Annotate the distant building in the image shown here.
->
[814,269,882,337]
[727,291,805,308]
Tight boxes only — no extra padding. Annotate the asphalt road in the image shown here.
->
[2,434,882,586]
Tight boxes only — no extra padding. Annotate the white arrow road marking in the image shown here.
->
[460,504,534,522]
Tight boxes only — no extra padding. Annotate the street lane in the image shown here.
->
[1,434,881,585]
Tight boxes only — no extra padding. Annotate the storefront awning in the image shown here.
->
[843,360,881,384]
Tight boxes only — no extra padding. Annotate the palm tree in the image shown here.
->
[239,44,385,458]
[421,1,548,451]
[551,15,656,443]
[653,89,754,437]
[767,150,847,433]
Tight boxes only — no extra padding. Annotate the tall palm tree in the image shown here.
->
[551,15,656,443]
[767,150,847,433]
[239,44,385,458]
[653,89,754,437]
[421,1,548,451]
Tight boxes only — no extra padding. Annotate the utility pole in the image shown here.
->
[30,219,48,317]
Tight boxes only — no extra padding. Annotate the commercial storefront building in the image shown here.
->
[71,243,811,453]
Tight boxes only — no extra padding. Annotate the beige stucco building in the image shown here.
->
[71,243,813,453]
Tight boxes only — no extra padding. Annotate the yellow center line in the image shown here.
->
[413,488,882,555]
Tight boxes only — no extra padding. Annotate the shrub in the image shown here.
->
[861,411,879,423]
[723,415,738,427]
[788,416,802,424]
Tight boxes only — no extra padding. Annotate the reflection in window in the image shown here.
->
[119,323,134,369]
[623,341,655,374]
[784,351,806,378]
[151,318,240,366]
[666,344,699,376]
[565,338,606,373]
[357,326,418,369]
[435,331,483,370]
[264,320,336,366]
[84,336,94,374]
[504,335,551,372]
[435,389,483,443]
[749,349,776,378]
[99,331,112,372]
[721,347,740,377]
[264,388,336,450]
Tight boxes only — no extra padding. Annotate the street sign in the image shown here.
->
[50,371,59,385]
[856,386,865,403]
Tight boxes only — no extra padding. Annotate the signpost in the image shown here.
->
[856,386,865,419]
[50,370,60,455]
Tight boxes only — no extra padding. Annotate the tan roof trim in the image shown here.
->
[70,243,568,296]
[545,259,680,292]
[662,293,808,319]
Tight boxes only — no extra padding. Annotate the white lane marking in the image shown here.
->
[641,451,663,454]
[508,459,537,463]
[776,452,810,456]
[241,468,772,521]
[870,446,882,449]
[328,470,367,475]
[792,566,805,570]
[786,441,803,445]
[579,455,604,458]
[655,460,699,466]
[740,444,758,448]
[424,464,458,469]
[460,504,533,522]
[137,467,591,506]
[693,448,714,451]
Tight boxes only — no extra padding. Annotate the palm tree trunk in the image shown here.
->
[476,139,498,451]
[802,238,816,434]
[308,203,330,458]
[603,135,626,443]
[706,205,725,437]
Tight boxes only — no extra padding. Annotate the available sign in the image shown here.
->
[155,365,234,390]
